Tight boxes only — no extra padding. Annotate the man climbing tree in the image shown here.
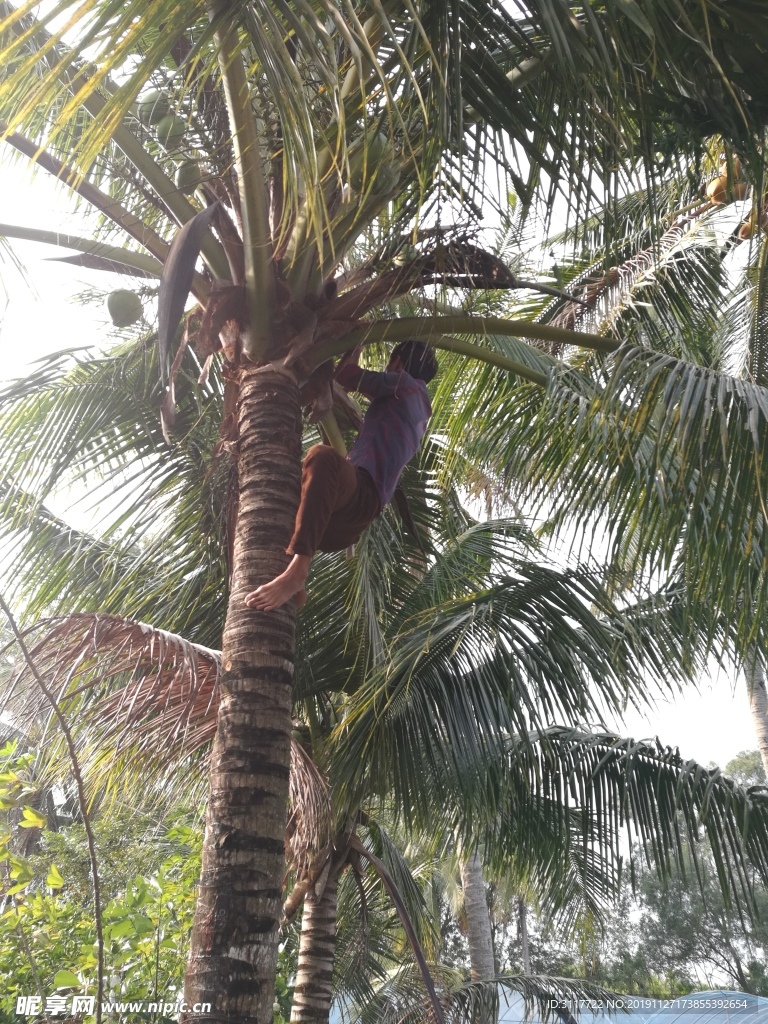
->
[246,340,437,611]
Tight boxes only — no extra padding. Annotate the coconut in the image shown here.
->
[137,90,170,125]
[156,115,186,150]
[707,174,748,205]
[706,175,728,204]
[107,290,143,328]
[347,131,394,192]
[372,160,400,197]
[738,220,753,240]
[175,160,203,193]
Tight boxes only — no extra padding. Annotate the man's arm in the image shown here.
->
[336,361,400,399]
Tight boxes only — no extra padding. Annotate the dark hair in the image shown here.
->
[391,340,438,383]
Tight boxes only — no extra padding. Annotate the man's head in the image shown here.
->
[387,340,438,383]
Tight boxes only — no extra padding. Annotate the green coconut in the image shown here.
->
[107,290,143,328]
[175,160,203,193]
[372,159,401,197]
[137,90,170,125]
[347,131,394,192]
[156,115,187,150]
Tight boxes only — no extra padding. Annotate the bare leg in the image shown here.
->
[245,554,311,612]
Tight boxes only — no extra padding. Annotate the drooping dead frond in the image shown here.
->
[3,613,331,830]
[287,737,333,877]
[4,613,221,759]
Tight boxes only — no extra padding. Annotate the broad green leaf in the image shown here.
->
[107,918,140,939]
[53,970,81,989]
[612,0,655,37]
[19,806,47,828]
[4,881,32,896]
[46,864,65,889]
[8,856,34,883]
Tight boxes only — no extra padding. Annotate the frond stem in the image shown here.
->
[210,2,273,359]
[0,223,165,278]
[1,125,170,264]
[319,412,348,454]
[310,316,613,375]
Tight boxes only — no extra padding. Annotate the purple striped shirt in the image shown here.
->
[336,364,432,505]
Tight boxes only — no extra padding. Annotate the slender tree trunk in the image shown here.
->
[183,365,302,1024]
[745,651,768,778]
[290,866,340,1024]
[518,897,530,975]
[460,850,495,981]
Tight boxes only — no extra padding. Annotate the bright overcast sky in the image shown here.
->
[0,150,759,773]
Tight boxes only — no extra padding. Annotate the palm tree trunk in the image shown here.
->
[745,652,768,777]
[183,365,302,1024]
[518,897,530,974]
[459,850,495,981]
[290,867,340,1024]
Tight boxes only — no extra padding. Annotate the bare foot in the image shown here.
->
[245,576,297,611]
[244,554,311,612]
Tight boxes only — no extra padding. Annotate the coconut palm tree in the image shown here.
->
[3,2,768,1019]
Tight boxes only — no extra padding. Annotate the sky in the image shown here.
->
[0,152,760,774]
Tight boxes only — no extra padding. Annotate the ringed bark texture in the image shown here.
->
[183,365,302,1024]
[460,849,497,1024]
[459,850,495,982]
[290,868,340,1024]
[746,653,768,778]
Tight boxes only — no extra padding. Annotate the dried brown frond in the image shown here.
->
[287,738,333,875]
[4,613,221,760]
[3,614,328,836]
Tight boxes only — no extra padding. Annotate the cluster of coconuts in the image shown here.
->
[136,89,205,193]
[705,167,748,205]
[704,156,768,241]
[346,130,400,197]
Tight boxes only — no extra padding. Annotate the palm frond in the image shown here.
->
[2,614,334,842]
[481,727,768,918]
[520,349,768,653]
[332,560,682,822]
[546,215,727,365]
[0,342,229,642]
[343,963,618,1024]
[4,613,220,765]
[747,237,768,386]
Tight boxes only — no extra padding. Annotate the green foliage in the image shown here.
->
[503,756,768,997]
[0,742,202,1020]
[725,750,767,788]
